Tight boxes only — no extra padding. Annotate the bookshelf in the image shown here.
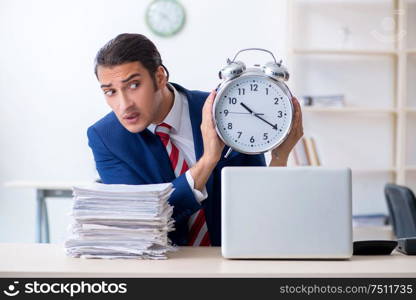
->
[287,0,415,214]
[352,168,396,173]
[303,107,398,114]
[293,48,397,56]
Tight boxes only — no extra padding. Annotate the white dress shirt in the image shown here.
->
[147,84,208,203]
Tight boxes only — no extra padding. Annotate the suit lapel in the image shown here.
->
[188,99,204,161]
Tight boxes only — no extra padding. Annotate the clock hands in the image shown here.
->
[239,103,266,117]
[240,102,253,114]
[240,102,278,130]
[254,114,278,130]
[226,111,264,115]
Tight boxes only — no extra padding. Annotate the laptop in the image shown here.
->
[221,167,352,259]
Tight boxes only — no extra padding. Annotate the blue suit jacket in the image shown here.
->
[87,83,266,246]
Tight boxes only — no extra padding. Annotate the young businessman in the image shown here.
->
[88,33,303,246]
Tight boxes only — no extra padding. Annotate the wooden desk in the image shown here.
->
[0,244,414,278]
[3,181,90,243]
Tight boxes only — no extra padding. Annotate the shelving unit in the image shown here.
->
[293,48,397,56]
[287,0,415,213]
[303,107,398,114]
[352,167,397,173]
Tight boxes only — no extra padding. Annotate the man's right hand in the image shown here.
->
[190,90,225,192]
[200,90,225,163]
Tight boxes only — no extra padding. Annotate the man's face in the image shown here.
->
[97,61,164,133]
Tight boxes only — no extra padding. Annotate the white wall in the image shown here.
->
[0,0,288,243]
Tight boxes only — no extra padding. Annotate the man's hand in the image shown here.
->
[200,90,225,163]
[190,90,225,191]
[270,96,303,167]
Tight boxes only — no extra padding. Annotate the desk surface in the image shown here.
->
[0,243,415,278]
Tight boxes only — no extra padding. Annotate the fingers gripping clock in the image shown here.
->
[213,48,294,156]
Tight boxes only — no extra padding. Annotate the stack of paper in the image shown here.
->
[65,182,176,259]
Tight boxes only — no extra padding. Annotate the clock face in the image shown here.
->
[146,0,186,37]
[214,75,293,154]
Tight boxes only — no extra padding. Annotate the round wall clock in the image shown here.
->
[146,0,186,37]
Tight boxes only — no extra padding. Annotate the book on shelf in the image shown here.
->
[300,94,345,108]
[291,136,321,166]
[352,214,389,227]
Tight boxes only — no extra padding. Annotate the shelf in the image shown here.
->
[406,166,416,172]
[293,167,396,173]
[292,48,397,56]
[351,168,396,173]
[407,49,416,55]
[302,107,397,114]
[302,107,416,113]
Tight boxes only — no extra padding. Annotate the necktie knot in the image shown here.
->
[155,123,172,144]
[155,122,172,132]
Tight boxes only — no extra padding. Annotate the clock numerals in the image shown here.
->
[217,79,292,152]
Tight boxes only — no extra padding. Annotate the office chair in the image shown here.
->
[384,183,416,238]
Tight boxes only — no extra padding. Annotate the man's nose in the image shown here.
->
[119,91,134,111]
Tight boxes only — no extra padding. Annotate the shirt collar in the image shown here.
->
[148,83,182,134]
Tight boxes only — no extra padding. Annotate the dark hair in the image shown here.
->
[94,33,169,88]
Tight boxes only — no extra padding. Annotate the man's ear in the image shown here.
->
[155,65,167,89]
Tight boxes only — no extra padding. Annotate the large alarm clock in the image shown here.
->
[213,48,294,157]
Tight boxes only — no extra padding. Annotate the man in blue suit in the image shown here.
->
[88,33,303,246]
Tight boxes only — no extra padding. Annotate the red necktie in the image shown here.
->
[155,123,211,246]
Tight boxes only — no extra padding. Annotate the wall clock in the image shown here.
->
[146,0,186,37]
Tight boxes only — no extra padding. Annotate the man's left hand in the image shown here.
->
[270,96,303,166]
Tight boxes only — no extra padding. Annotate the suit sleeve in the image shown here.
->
[242,153,267,167]
[87,126,202,223]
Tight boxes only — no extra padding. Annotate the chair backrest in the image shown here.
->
[384,183,416,238]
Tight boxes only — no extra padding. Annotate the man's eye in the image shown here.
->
[130,82,139,89]
[104,90,115,96]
